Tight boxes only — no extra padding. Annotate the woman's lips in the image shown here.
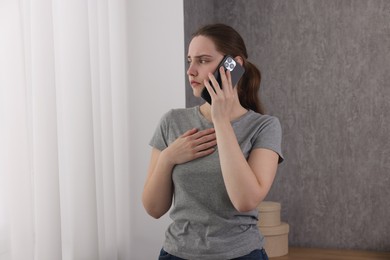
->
[190,80,202,87]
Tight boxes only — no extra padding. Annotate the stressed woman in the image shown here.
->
[142,24,284,260]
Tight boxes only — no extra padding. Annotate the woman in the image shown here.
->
[142,23,284,260]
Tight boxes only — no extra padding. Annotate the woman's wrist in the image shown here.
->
[213,117,232,131]
[160,148,177,168]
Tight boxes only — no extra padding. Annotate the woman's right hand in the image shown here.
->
[163,128,217,165]
[143,128,216,218]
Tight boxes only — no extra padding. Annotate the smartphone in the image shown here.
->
[201,55,245,104]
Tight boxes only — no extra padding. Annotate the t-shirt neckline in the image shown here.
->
[195,105,252,126]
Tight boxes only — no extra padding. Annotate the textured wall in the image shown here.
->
[183,0,215,108]
[184,0,390,251]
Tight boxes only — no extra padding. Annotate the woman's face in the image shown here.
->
[187,36,224,97]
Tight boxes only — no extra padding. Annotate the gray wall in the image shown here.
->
[184,0,390,251]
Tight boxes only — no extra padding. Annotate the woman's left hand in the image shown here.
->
[203,66,235,123]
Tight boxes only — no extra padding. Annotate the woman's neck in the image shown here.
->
[199,102,248,123]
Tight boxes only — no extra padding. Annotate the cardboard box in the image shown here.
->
[258,201,281,227]
[259,222,289,258]
[257,201,289,257]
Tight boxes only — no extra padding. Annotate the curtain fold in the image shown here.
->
[0,0,131,259]
[25,0,62,259]
[0,2,35,259]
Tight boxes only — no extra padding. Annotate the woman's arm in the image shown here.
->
[204,67,280,212]
[213,120,279,212]
[142,128,217,219]
[142,148,175,219]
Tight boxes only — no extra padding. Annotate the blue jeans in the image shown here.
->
[158,248,269,260]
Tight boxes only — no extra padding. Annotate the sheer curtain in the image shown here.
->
[0,0,131,259]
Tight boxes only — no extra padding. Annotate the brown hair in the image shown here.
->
[192,23,265,114]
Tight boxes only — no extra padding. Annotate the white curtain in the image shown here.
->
[0,0,131,259]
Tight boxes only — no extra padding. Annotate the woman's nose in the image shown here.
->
[187,63,197,76]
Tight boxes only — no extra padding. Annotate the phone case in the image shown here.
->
[201,55,245,104]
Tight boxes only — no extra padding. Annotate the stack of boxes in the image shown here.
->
[257,201,289,258]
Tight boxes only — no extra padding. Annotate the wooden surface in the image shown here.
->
[273,247,390,260]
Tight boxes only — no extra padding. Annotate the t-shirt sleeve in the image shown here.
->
[252,116,284,164]
[149,110,171,151]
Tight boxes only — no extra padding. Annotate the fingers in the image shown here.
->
[203,67,234,103]
[204,77,217,100]
[189,129,216,146]
[183,127,217,153]
[191,128,215,139]
[220,67,232,91]
[181,128,216,145]
[219,67,234,99]
[181,128,198,137]
[209,70,222,94]
[168,128,217,165]
[194,139,217,153]
[193,146,216,159]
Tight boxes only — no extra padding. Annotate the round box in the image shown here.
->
[259,222,289,257]
[257,201,281,227]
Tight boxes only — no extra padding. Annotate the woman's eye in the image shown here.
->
[187,58,209,64]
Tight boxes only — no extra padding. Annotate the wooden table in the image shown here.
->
[273,247,390,260]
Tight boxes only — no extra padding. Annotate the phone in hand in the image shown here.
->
[201,55,245,104]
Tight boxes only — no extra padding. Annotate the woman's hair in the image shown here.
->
[192,23,265,114]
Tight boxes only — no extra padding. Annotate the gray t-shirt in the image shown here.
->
[150,106,284,260]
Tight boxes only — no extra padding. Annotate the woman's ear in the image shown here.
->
[234,56,244,66]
